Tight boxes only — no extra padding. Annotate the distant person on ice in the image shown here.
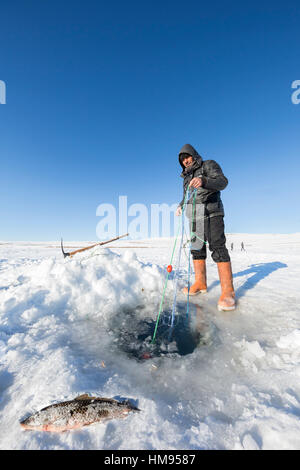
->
[176,144,235,311]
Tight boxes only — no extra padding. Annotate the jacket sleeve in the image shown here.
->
[178,180,188,208]
[201,160,228,191]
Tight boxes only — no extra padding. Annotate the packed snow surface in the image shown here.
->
[0,234,300,450]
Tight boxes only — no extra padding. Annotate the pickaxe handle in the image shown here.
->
[61,233,129,258]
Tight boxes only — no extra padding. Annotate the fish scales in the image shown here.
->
[20,396,140,432]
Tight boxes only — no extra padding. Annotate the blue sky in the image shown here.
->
[0,0,299,240]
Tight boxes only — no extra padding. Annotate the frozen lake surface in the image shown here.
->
[0,234,300,450]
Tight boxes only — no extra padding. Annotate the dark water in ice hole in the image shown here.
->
[108,302,214,361]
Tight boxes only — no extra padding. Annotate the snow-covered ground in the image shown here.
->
[0,234,300,450]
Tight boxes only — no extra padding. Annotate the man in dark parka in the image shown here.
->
[176,143,235,311]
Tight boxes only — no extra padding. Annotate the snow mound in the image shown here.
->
[0,248,162,330]
[277,330,300,350]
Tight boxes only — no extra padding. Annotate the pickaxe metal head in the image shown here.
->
[61,238,70,258]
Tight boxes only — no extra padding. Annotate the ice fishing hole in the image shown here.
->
[108,302,216,361]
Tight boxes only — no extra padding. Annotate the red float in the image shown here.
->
[141,352,151,360]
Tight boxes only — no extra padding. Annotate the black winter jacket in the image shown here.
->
[178,144,228,218]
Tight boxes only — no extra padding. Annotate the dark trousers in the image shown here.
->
[191,215,230,263]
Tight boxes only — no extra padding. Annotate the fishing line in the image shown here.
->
[170,191,186,328]
[152,188,201,343]
[151,188,192,343]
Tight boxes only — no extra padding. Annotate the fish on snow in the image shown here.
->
[20,394,140,432]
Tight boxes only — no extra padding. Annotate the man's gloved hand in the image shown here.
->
[189,177,203,189]
[176,206,182,216]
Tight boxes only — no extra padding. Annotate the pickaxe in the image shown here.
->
[61,233,129,258]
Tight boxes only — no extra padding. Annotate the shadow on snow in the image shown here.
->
[208,261,288,299]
